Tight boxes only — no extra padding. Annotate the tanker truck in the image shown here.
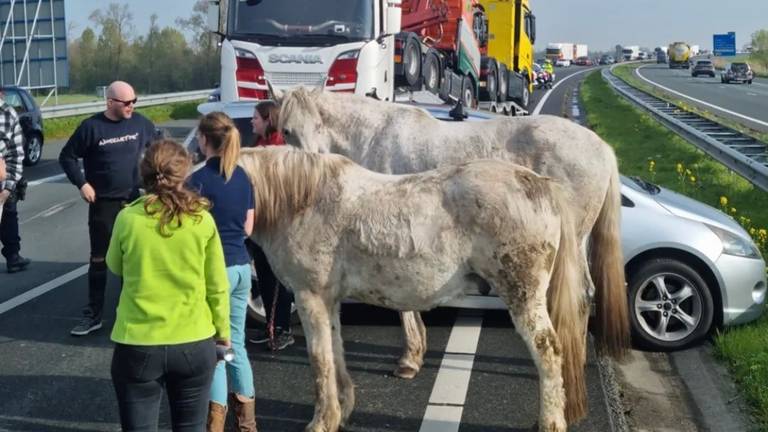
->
[668,42,691,69]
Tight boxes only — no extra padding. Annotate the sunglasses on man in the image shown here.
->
[110,97,138,106]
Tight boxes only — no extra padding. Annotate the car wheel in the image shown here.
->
[23,134,43,166]
[627,258,714,350]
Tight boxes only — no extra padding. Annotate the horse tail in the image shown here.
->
[590,164,631,360]
[548,184,588,424]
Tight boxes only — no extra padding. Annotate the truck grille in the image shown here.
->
[266,72,326,87]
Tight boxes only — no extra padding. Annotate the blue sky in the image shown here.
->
[66,0,768,52]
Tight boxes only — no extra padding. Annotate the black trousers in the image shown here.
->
[85,199,125,321]
[247,240,294,330]
[111,338,217,432]
[0,197,20,259]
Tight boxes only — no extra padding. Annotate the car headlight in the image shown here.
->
[706,224,761,259]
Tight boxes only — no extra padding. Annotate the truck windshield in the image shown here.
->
[545,48,560,56]
[227,0,374,44]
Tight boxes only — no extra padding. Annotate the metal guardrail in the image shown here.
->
[40,89,213,119]
[603,67,768,192]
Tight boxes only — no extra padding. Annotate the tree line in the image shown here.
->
[67,1,218,95]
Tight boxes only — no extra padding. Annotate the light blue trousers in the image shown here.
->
[210,264,255,405]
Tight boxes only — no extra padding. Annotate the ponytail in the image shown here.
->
[198,112,241,181]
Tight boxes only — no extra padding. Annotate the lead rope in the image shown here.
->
[267,281,280,351]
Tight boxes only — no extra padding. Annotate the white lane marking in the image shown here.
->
[21,197,80,225]
[635,64,768,128]
[531,67,599,116]
[0,264,88,315]
[419,313,483,432]
[420,405,464,432]
[28,173,68,187]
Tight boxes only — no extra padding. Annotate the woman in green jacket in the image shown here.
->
[106,139,230,431]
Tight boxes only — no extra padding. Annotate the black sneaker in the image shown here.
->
[248,329,269,344]
[269,331,295,351]
[6,255,30,273]
[70,317,103,336]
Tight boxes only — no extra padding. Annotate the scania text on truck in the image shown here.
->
[668,41,691,69]
[395,0,536,111]
[207,0,402,103]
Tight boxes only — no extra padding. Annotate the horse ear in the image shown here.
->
[267,80,284,104]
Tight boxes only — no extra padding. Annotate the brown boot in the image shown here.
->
[228,393,258,432]
[207,401,227,432]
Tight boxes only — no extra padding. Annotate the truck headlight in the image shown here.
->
[707,224,761,259]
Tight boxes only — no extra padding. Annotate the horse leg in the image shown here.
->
[330,303,355,426]
[509,298,567,432]
[296,290,342,432]
[395,311,427,379]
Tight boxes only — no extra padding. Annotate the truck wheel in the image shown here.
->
[404,35,422,87]
[497,63,508,102]
[480,58,498,102]
[461,75,476,108]
[423,51,441,94]
[514,77,530,109]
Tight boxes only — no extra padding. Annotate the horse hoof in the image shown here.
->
[394,366,418,379]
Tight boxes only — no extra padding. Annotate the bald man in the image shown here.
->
[59,81,156,336]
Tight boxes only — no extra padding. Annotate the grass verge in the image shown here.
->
[611,63,768,144]
[580,70,768,429]
[43,100,202,141]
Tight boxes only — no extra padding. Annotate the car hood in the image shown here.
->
[653,187,748,238]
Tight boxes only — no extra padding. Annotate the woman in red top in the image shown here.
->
[251,101,284,146]
[246,100,296,351]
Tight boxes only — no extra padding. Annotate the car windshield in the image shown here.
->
[226,0,374,44]
[696,61,712,66]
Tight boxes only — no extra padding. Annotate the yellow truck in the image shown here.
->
[480,0,536,109]
[668,42,691,69]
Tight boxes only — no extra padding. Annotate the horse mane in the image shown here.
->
[238,147,352,232]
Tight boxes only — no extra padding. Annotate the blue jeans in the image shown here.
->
[210,264,255,405]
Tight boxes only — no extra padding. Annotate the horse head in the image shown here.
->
[276,86,336,154]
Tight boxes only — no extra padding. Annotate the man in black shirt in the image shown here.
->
[59,81,156,336]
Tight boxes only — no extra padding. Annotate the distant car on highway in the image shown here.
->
[599,55,615,65]
[0,85,44,166]
[555,58,571,67]
[721,62,754,84]
[656,51,667,63]
[691,60,716,78]
[187,100,766,350]
[574,56,593,66]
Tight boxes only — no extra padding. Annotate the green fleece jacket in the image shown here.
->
[106,197,230,345]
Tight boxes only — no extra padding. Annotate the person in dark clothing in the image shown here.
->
[247,101,295,350]
[59,81,156,336]
[0,93,30,273]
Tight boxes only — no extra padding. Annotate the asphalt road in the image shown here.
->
[636,63,768,133]
[0,81,623,431]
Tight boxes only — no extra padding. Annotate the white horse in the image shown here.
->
[272,88,630,392]
[239,147,590,431]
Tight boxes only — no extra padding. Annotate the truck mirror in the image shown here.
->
[385,1,402,35]
[207,1,220,33]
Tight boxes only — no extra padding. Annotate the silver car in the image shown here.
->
[186,101,766,351]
